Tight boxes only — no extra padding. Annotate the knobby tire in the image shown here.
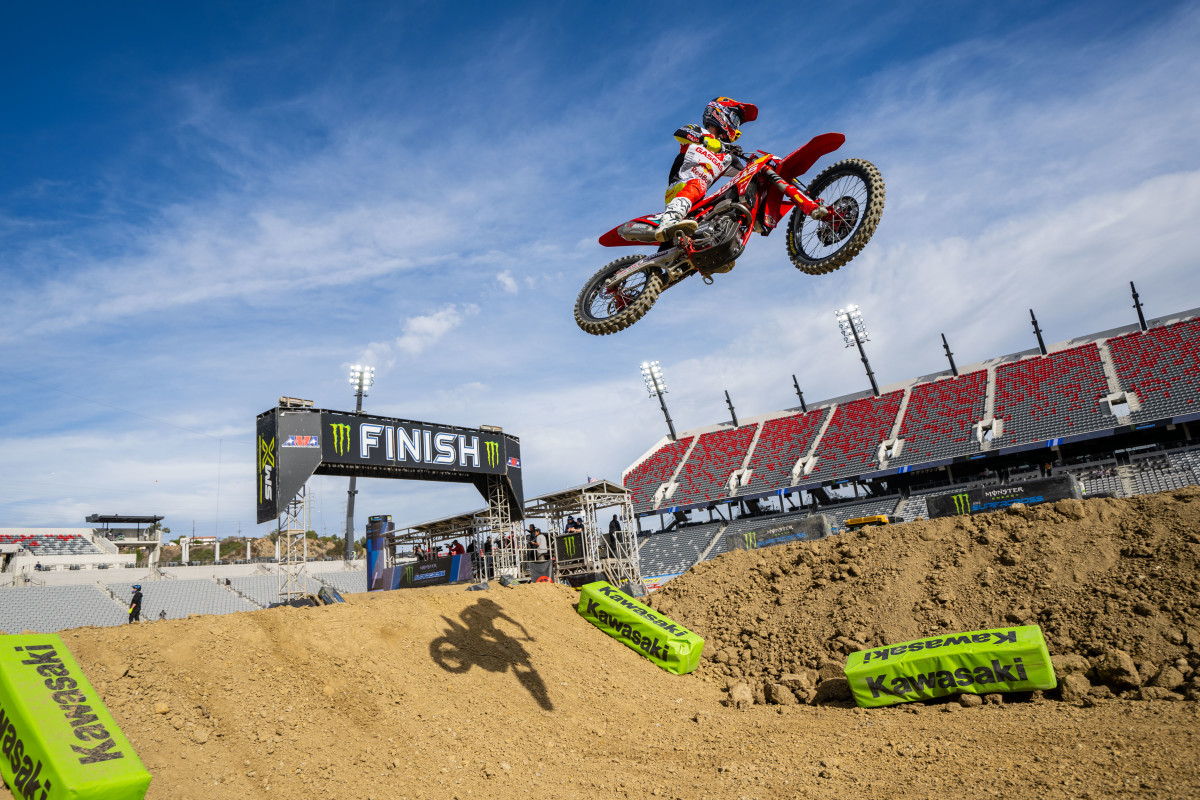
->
[786,158,885,276]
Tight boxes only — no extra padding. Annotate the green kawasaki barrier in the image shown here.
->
[843,625,1057,708]
[577,582,703,675]
[0,633,151,800]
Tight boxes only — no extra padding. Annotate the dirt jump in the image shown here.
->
[7,489,1200,799]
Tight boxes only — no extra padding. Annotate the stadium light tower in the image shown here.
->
[640,361,677,442]
[836,305,880,397]
[344,364,375,562]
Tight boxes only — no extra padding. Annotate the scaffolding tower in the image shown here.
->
[277,485,309,602]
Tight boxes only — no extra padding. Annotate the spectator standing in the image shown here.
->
[533,528,550,562]
[158,609,167,621]
[449,539,465,555]
[129,585,143,624]
[609,514,621,534]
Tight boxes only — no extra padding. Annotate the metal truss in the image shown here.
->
[277,485,309,602]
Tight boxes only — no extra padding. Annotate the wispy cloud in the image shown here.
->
[1,3,1198,533]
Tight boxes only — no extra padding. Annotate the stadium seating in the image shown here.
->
[0,533,104,557]
[889,371,988,465]
[808,391,904,481]
[668,425,757,507]
[105,580,258,620]
[638,522,724,577]
[228,574,326,608]
[1106,317,1200,422]
[0,585,127,633]
[993,344,1112,445]
[822,495,903,530]
[624,436,694,513]
[743,409,829,493]
[313,570,367,594]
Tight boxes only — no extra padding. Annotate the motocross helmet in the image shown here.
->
[702,97,759,142]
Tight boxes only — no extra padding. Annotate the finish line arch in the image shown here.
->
[256,403,525,589]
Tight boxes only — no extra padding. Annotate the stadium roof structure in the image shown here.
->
[523,479,628,518]
[85,515,164,524]
[624,305,1200,516]
[390,479,630,541]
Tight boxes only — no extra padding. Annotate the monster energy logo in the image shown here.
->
[563,536,578,558]
[330,423,351,456]
[258,436,275,503]
[402,563,415,584]
[485,440,500,468]
[951,492,972,515]
[743,530,758,550]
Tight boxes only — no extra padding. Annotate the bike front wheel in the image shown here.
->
[786,158,885,275]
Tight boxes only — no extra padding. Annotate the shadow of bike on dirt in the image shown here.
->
[429,597,554,711]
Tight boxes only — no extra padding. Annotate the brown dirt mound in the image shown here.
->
[3,491,1199,799]
[649,490,1200,701]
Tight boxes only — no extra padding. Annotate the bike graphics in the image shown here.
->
[574,133,884,335]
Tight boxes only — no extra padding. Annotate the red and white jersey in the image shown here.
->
[668,124,740,189]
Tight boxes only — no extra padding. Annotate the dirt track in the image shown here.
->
[7,490,1200,799]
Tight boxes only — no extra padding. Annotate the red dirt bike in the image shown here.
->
[574,133,884,335]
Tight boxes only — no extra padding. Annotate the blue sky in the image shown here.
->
[2,1,1198,537]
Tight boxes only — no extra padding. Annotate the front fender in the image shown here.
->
[777,132,845,182]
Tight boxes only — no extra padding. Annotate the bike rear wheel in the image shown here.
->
[574,255,664,335]
[786,158,884,275]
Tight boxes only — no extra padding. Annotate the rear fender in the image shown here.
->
[599,214,660,247]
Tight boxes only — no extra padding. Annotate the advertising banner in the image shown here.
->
[576,582,704,675]
[256,406,524,524]
[365,515,392,585]
[555,532,585,562]
[0,633,152,799]
[926,476,1081,518]
[726,514,831,553]
[843,625,1056,708]
[370,554,474,591]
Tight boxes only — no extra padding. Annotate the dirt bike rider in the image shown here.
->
[655,97,759,242]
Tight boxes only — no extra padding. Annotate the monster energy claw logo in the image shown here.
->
[951,492,972,515]
[402,564,415,584]
[485,440,500,468]
[743,530,758,550]
[564,536,578,558]
[330,423,351,456]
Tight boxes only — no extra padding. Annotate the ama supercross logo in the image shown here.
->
[330,423,352,456]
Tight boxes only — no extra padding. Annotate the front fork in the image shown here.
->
[763,167,827,219]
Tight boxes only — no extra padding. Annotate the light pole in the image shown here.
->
[640,361,677,441]
[836,304,879,397]
[344,364,375,562]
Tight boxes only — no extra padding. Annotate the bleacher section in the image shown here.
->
[669,426,756,507]
[313,571,368,595]
[624,437,694,513]
[0,585,127,633]
[890,371,988,465]
[808,391,904,482]
[0,533,104,557]
[823,495,903,530]
[1128,456,1195,496]
[229,574,326,608]
[106,580,258,620]
[743,409,829,493]
[1107,318,1200,422]
[638,522,724,578]
[994,345,1112,445]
